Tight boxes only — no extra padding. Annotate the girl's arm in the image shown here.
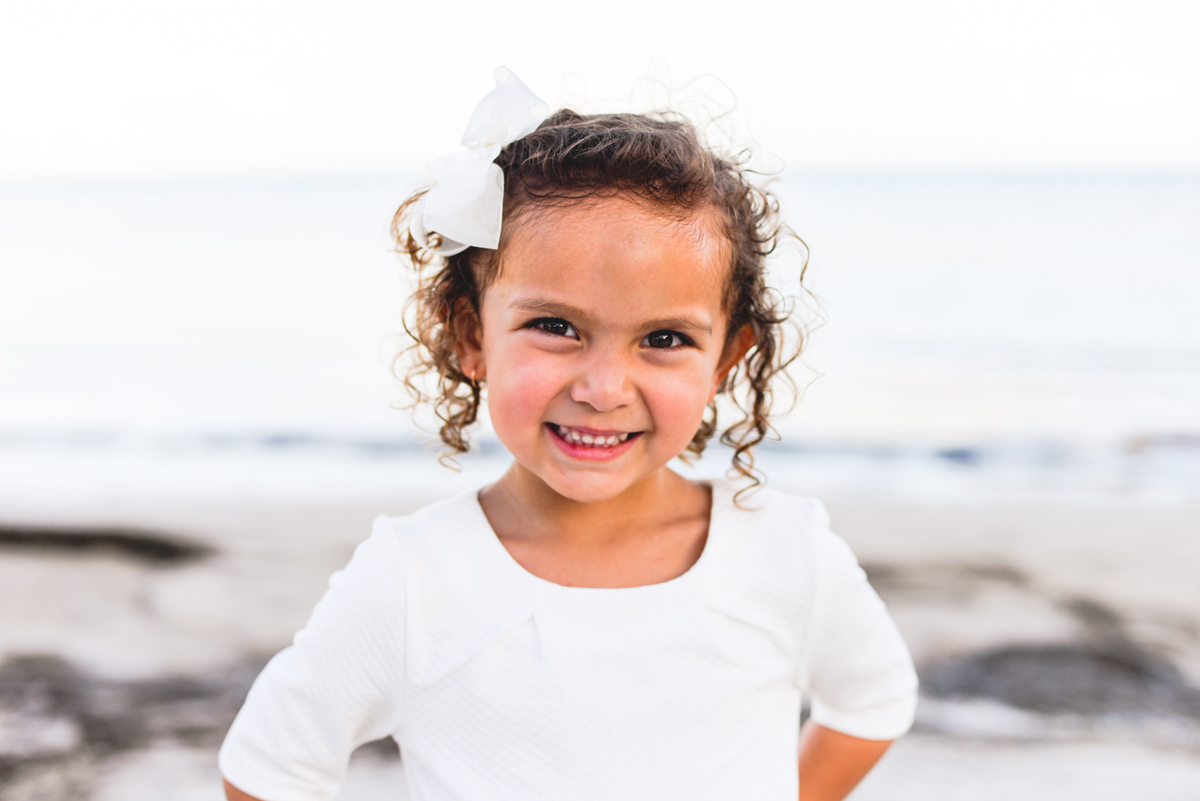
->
[223,779,263,801]
[796,723,892,801]
[218,520,406,800]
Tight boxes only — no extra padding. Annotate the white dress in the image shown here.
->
[219,480,917,801]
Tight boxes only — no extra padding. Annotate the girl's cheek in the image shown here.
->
[488,350,564,424]
[652,359,715,400]
[651,364,719,409]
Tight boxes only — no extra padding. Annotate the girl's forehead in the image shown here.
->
[510,194,723,234]
[500,196,730,280]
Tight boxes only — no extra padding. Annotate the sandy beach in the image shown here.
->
[2,489,1198,800]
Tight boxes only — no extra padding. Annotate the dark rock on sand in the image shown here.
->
[0,525,211,566]
[0,655,259,790]
[921,641,1200,718]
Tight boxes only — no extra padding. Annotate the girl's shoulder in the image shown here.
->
[712,479,831,524]
[368,487,527,606]
[709,478,836,555]
[372,488,491,550]
[706,479,860,604]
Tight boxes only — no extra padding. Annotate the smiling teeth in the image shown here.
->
[554,425,631,447]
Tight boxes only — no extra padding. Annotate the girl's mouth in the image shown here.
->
[546,423,641,459]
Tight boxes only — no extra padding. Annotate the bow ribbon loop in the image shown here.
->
[412,67,549,255]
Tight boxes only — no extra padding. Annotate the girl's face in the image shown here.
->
[459,196,747,505]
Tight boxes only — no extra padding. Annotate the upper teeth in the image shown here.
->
[555,425,631,447]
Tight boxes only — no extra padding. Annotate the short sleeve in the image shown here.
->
[796,504,918,741]
[219,517,406,801]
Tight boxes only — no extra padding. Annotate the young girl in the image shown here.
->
[219,68,917,801]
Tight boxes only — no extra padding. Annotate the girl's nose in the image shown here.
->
[570,350,636,412]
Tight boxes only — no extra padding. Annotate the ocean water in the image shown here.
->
[1,174,1198,508]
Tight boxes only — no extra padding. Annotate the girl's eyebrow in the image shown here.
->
[511,297,712,334]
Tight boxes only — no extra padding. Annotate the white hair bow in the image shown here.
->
[410,67,549,255]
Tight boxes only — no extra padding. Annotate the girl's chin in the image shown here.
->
[507,458,661,506]
[542,478,644,506]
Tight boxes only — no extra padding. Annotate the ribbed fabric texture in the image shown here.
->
[219,481,917,801]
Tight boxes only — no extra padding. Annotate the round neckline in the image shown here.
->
[467,479,732,594]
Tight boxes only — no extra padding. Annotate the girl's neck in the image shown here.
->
[481,464,708,547]
[479,464,712,589]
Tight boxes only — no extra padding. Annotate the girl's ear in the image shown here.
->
[710,323,755,401]
[453,299,487,382]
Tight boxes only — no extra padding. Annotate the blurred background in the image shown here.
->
[1,1,1198,798]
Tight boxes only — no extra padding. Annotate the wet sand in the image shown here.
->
[2,493,1199,799]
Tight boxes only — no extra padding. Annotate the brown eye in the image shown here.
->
[643,331,684,349]
[532,318,578,339]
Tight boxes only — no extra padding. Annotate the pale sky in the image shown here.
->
[2,0,1198,181]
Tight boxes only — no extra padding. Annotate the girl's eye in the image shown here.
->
[530,318,578,339]
[642,330,688,349]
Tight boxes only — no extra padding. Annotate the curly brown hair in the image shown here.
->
[390,109,805,486]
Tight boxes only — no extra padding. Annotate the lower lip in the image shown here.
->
[546,424,641,462]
